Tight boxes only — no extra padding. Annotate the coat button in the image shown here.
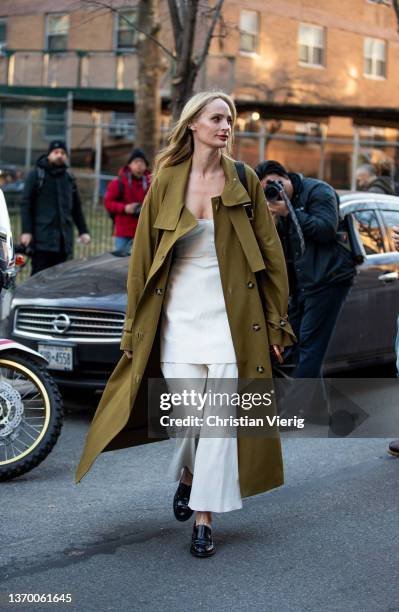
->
[256,366,264,373]
[247,281,255,288]
[155,287,164,295]
[280,319,286,327]
[252,323,261,331]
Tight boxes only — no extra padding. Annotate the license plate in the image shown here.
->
[38,344,74,371]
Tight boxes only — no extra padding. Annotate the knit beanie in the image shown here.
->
[47,139,69,156]
[255,160,289,181]
[127,148,149,166]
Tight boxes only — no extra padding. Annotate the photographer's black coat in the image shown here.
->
[278,174,356,294]
[21,154,89,254]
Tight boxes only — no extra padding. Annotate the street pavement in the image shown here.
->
[1,387,399,612]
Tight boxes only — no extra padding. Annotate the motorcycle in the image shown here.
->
[0,189,63,481]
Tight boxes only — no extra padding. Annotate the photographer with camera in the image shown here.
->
[255,160,356,384]
[104,148,151,255]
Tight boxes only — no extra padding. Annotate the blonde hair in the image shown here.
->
[153,90,237,176]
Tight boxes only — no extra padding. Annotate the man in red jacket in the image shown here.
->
[105,148,151,254]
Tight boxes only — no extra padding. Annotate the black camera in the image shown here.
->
[15,243,34,257]
[264,179,285,202]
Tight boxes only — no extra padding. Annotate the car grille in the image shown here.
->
[14,307,125,342]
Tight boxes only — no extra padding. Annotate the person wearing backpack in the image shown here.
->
[20,140,91,275]
[104,148,151,255]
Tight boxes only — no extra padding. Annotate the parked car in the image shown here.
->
[5,192,399,390]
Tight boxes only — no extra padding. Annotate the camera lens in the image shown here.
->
[264,183,282,202]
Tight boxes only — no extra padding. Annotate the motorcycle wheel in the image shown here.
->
[0,350,63,481]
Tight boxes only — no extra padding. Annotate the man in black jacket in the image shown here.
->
[255,160,356,382]
[20,140,91,275]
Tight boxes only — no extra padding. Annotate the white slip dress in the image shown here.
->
[160,218,237,363]
[159,218,243,513]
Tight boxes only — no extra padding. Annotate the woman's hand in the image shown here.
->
[124,350,133,359]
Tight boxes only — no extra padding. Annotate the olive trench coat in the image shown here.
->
[75,153,296,498]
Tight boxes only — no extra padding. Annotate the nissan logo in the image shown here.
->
[52,313,71,334]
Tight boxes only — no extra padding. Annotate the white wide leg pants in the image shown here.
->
[160,361,243,513]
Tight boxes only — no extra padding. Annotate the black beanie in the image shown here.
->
[127,148,149,166]
[47,139,68,156]
[255,160,289,181]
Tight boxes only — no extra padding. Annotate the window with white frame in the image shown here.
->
[364,37,386,77]
[0,19,7,52]
[298,23,325,67]
[239,10,259,53]
[116,10,137,50]
[44,104,66,139]
[46,14,69,51]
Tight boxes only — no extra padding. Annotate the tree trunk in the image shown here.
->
[135,0,162,165]
[393,0,399,32]
[168,0,225,122]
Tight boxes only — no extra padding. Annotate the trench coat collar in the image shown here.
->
[153,153,251,230]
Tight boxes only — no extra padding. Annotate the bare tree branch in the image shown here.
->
[393,0,399,32]
[168,0,183,55]
[173,0,199,85]
[81,0,175,59]
[194,0,224,70]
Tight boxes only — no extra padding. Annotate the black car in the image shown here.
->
[6,193,399,390]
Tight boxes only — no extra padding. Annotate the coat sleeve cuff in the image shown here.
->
[266,313,297,347]
[120,332,133,352]
[120,317,134,351]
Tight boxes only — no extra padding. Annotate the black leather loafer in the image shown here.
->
[173,481,194,522]
[190,522,215,557]
[388,439,399,457]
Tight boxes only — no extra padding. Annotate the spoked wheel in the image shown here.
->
[0,351,63,481]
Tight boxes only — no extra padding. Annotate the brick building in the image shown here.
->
[0,0,398,188]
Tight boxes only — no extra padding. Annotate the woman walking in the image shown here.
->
[75,90,295,557]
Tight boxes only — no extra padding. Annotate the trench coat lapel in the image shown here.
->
[152,153,251,230]
[148,153,265,284]
[220,155,267,272]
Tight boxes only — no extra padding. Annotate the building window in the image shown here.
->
[44,104,66,139]
[116,10,137,50]
[239,10,259,53]
[46,14,69,51]
[364,37,386,78]
[298,24,325,67]
[0,19,7,52]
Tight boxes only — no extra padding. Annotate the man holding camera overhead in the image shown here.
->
[255,160,356,383]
